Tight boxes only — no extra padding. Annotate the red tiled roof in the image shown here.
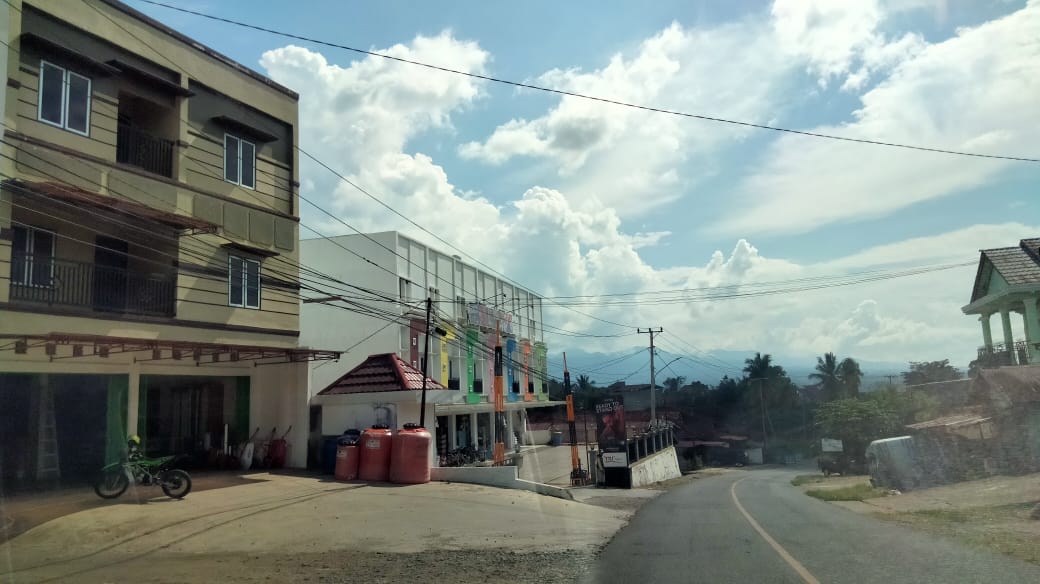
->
[318,353,447,395]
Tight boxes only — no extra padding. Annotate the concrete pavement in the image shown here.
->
[587,467,1040,583]
[2,472,627,583]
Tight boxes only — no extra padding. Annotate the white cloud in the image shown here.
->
[772,0,928,91]
[458,20,793,216]
[260,19,1015,377]
[717,0,1040,237]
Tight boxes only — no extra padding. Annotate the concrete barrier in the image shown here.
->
[430,466,574,500]
[629,446,681,488]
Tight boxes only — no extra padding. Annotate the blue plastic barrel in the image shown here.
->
[551,431,563,446]
[321,436,339,474]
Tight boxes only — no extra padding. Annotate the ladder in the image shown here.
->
[36,383,61,482]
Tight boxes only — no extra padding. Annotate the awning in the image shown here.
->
[106,59,194,97]
[7,179,218,234]
[20,33,120,75]
[434,400,565,415]
[211,115,279,143]
[0,333,340,366]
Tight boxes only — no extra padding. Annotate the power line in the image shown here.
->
[135,0,1040,163]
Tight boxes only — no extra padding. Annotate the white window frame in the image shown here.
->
[37,60,91,136]
[223,133,256,189]
[228,255,261,309]
[11,225,56,287]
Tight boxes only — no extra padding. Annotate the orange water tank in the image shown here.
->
[389,423,432,484]
[358,425,393,482]
[334,444,359,481]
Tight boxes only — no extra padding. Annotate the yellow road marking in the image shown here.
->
[730,476,821,584]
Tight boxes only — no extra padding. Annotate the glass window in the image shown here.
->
[38,61,90,135]
[245,259,260,308]
[240,140,255,189]
[65,72,91,134]
[228,256,244,306]
[38,62,64,126]
[11,226,55,287]
[224,135,240,184]
[229,255,260,309]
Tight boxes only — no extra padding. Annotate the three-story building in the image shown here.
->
[0,0,337,489]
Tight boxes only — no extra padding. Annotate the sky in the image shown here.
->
[130,0,1040,384]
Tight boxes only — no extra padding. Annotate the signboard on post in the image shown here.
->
[594,396,626,452]
[602,451,629,468]
[821,438,844,453]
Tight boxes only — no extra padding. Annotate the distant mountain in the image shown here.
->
[550,347,917,389]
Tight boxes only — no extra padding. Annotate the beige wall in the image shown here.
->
[2,0,302,341]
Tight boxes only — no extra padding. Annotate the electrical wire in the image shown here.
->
[133,0,1040,164]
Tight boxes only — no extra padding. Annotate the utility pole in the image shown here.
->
[637,327,663,428]
[419,297,433,428]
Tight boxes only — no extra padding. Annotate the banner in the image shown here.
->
[439,327,454,386]
[595,396,626,452]
[465,328,478,393]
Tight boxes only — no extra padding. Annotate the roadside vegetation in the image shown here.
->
[790,474,827,486]
[877,504,1040,565]
[805,483,887,501]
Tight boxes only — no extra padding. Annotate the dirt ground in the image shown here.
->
[809,472,1040,565]
[0,472,627,583]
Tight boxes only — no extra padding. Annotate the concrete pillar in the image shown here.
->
[506,409,515,450]
[980,314,994,350]
[1023,299,1040,364]
[448,414,457,450]
[126,363,141,436]
[469,412,478,449]
[1000,308,1015,362]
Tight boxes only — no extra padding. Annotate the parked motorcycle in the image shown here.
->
[93,436,192,500]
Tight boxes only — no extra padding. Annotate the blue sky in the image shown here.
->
[131,0,1040,383]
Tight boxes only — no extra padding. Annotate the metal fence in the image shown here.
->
[626,426,675,464]
[978,341,1030,366]
[117,122,175,178]
[10,255,176,317]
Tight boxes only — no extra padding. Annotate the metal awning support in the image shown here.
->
[0,333,341,365]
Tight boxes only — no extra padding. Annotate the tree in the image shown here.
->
[814,398,900,458]
[663,376,686,392]
[575,374,595,392]
[837,357,863,397]
[743,352,774,380]
[902,360,962,386]
[865,385,938,426]
[809,353,841,401]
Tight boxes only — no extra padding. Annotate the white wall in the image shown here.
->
[629,446,682,488]
[300,232,400,395]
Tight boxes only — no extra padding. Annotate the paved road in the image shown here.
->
[586,468,1040,583]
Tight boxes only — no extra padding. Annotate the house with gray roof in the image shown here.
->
[963,237,1040,366]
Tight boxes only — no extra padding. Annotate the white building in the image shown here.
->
[301,231,562,460]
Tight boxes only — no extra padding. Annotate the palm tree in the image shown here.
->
[837,357,863,396]
[809,352,842,401]
[575,374,594,392]
[743,352,774,380]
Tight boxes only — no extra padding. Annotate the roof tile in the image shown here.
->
[318,353,447,395]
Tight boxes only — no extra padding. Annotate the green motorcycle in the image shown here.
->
[93,436,192,500]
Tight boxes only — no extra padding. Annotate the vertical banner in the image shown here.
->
[439,327,454,386]
[595,396,626,452]
[535,343,548,401]
[522,341,533,401]
[465,328,479,403]
[506,338,518,402]
[409,319,423,369]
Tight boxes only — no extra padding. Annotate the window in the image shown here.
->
[223,134,255,189]
[38,61,91,135]
[228,255,260,309]
[11,226,55,287]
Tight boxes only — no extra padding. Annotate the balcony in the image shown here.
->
[116,122,174,178]
[10,255,176,317]
[977,341,1031,367]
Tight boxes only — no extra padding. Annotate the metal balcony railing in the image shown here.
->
[116,122,174,178]
[977,341,1030,366]
[10,255,176,317]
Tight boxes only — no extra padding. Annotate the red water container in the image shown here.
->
[334,444,359,481]
[358,425,393,482]
[389,423,432,484]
